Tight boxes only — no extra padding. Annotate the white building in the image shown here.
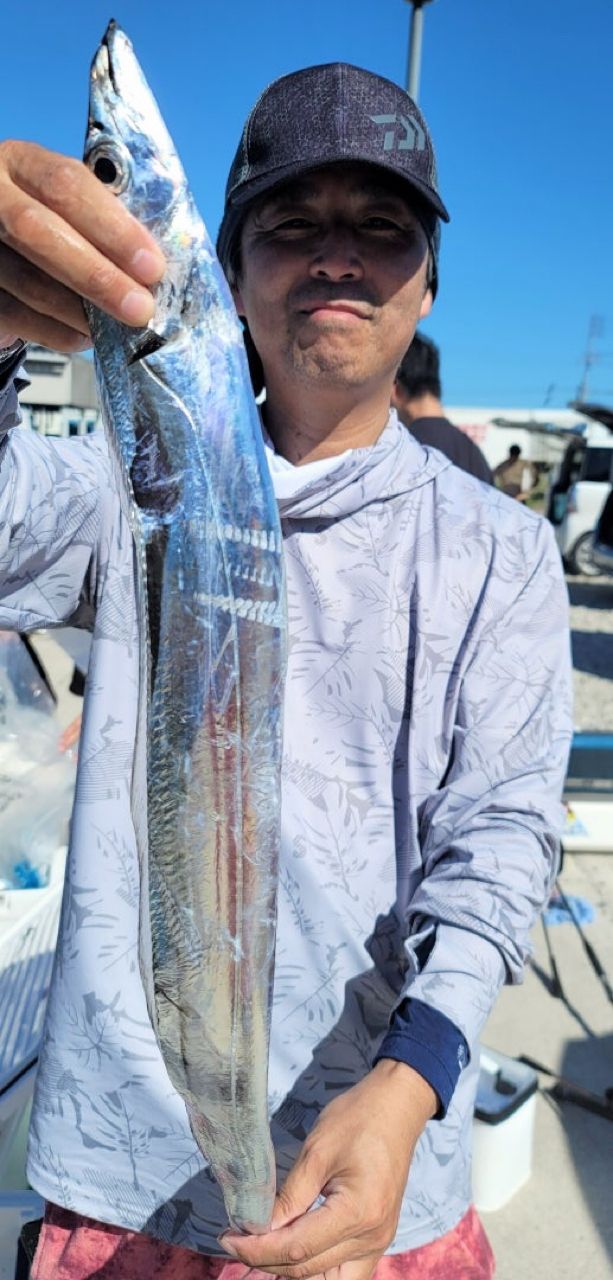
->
[446,405,589,472]
[20,344,100,438]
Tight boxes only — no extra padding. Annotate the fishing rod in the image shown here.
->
[540,914,564,1000]
[518,1054,613,1123]
[554,878,613,1006]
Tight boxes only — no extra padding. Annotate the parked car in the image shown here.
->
[549,432,613,575]
[592,486,613,575]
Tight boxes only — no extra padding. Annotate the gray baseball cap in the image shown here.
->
[217,62,449,294]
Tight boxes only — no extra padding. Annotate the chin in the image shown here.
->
[291,349,369,387]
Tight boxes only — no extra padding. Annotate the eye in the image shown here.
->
[86,142,130,194]
[362,216,405,232]
[273,217,315,231]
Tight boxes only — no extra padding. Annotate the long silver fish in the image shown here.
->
[83,22,285,1233]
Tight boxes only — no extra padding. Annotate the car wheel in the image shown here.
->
[567,531,601,576]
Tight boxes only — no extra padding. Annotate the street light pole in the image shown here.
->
[405,0,435,102]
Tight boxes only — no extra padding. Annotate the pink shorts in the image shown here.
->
[31,1201,495,1278]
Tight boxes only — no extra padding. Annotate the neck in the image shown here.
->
[262,375,394,465]
[397,391,444,423]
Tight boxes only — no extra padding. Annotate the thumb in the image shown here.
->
[271,1145,328,1230]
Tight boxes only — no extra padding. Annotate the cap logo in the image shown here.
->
[369,113,425,153]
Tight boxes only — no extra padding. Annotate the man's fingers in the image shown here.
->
[338,1257,379,1280]
[0,141,166,328]
[270,1146,329,1230]
[0,242,90,336]
[1,141,165,283]
[222,1193,362,1275]
[0,189,155,327]
[229,1233,377,1280]
[0,289,90,353]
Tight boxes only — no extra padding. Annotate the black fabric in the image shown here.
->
[407,416,493,484]
[0,340,27,392]
[222,64,448,219]
[17,1219,43,1268]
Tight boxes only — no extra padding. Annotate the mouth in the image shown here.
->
[301,302,372,321]
[101,21,121,95]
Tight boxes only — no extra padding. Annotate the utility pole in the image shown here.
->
[405,0,435,101]
[576,314,604,402]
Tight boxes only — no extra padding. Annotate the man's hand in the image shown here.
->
[220,1059,437,1280]
[0,140,165,351]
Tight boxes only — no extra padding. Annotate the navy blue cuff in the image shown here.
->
[374,998,469,1120]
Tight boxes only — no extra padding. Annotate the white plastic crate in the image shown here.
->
[0,848,66,1275]
[472,1046,538,1211]
[0,848,65,1096]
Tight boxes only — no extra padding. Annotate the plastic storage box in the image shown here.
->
[0,848,65,1277]
[472,1046,538,1211]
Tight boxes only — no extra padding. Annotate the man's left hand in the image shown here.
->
[220,1058,437,1280]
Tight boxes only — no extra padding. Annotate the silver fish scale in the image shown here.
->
[84,22,286,1233]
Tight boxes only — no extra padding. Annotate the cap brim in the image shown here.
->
[228,155,450,222]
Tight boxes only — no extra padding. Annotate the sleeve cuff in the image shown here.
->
[374,997,469,1120]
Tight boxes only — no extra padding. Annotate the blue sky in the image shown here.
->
[2,0,612,407]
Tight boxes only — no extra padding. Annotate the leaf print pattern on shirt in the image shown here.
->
[0,413,571,1255]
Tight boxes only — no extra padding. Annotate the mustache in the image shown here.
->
[290,283,379,311]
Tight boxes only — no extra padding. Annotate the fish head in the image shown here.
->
[84,20,205,351]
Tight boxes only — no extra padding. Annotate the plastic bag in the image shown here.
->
[0,633,75,889]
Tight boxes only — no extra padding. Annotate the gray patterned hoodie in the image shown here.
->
[0,371,571,1255]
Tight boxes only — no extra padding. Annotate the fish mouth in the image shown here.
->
[90,24,117,96]
[98,20,123,97]
[90,21,138,110]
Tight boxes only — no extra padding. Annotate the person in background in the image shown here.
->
[392,333,492,483]
[493,443,538,501]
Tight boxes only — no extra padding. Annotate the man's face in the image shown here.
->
[231,164,433,397]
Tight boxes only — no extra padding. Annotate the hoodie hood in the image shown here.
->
[270,410,451,520]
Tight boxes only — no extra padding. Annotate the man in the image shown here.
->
[493,443,538,500]
[0,64,570,1279]
[392,332,493,482]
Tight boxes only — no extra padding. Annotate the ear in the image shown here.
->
[390,382,403,410]
[231,283,246,318]
[419,286,434,321]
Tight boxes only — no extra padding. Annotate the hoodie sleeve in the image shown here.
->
[401,517,572,1052]
[0,373,103,632]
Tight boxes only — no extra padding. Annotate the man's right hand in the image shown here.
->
[0,141,166,352]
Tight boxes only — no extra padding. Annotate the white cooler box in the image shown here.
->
[0,849,65,1277]
[472,1047,538,1212]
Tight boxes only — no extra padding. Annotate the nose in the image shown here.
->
[309,224,364,281]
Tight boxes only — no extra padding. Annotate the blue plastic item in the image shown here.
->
[543,893,596,927]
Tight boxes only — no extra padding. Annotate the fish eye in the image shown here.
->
[86,142,130,194]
